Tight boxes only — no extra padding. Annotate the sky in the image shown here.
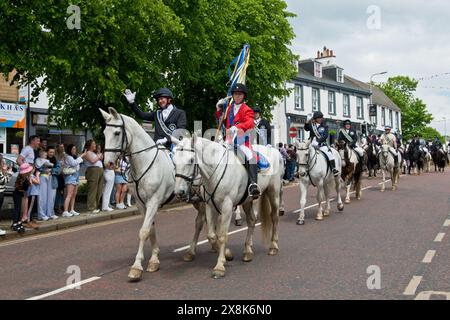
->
[285,0,450,135]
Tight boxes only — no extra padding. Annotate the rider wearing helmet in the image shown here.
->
[304,111,339,176]
[124,87,187,149]
[338,119,367,169]
[215,83,261,198]
[380,125,399,165]
[253,107,272,146]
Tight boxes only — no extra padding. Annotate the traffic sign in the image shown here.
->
[289,127,297,138]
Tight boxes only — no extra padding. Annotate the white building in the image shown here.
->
[271,47,401,144]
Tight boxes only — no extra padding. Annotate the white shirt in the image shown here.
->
[20,145,35,164]
[161,104,173,121]
[233,103,242,116]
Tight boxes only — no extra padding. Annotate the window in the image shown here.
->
[343,94,350,117]
[337,69,344,83]
[297,128,305,141]
[356,97,364,119]
[314,62,322,78]
[381,107,386,126]
[396,112,400,130]
[294,84,303,110]
[328,91,336,114]
[389,110,393,127]
[312,88,320,111]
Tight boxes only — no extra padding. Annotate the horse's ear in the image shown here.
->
[99,108,112,121]
[108,107,120,120]
[305,139,311,148]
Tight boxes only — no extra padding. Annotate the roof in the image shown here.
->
[295,67,371,96]
[345,76,401,111]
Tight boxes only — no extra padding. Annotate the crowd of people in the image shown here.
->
[0,135,133,235]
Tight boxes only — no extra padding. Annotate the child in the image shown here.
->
[24,168,41,227]
[35,148,55,220]
[12,164,33,233]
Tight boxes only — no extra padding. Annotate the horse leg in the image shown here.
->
[335,174,344,211]
[297,181,307,225]
[381,168,386,192]
[242,202,256,262]
[267,189,280,256]
[278,182,285,216]
[212,201,233,278]
[234,206,243,226]
[344,179,351,204]
[323,183,331,217]
[183,202,206,262]
[147,223,160,272]
[128,200,158,282]
[315,182,324,221]
[205,205,219,253]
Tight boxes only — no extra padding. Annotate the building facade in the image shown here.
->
[271,47,401,145]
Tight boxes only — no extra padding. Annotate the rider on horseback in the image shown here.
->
[253,107,272,146]
[337,120,366,168]
[304,111,339,177]
[380,125,399,165]
[124,88,187,150]
[215,83,261,198]
[433,136,443,152]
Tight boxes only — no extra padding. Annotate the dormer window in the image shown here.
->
[314,62,322,78]
[337,68,344,83]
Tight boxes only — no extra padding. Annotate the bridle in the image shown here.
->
[103,114,159,204]
[296,144,319,186]
[174,145,202,202]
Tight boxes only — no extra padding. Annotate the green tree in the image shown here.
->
[378,76,433,140]
[0,0,184,130]
[0,0,297,133]
[421,127,444,143]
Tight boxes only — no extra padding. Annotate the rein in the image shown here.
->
[297,146,319,187]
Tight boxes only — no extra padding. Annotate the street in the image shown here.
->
[0,171,449,300]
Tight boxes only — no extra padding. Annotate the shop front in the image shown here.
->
[0,101,25,154]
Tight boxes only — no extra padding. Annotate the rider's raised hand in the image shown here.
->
[124,89,136,104]
[216,97,230,111]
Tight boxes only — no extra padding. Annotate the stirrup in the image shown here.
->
[332,168,339,176]
[248,183,261,198]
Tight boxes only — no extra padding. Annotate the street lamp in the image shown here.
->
[443,117,447,141]
[369,71,388,130]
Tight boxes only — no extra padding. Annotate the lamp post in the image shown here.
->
[369,71,388,130]
[443,117,447,142]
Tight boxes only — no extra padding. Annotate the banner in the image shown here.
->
[0,101,26,128]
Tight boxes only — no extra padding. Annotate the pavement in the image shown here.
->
[0,171,448,300]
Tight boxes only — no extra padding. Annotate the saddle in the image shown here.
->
[234,146,271,171]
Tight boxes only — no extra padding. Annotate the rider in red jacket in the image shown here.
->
[215,83,260,198]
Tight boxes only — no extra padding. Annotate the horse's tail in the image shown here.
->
[259,192,273,246]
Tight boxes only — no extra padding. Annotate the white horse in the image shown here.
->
[172,136,283,278]
[378,144,402,192]
[100,107,206,282]
[294,140,344,225]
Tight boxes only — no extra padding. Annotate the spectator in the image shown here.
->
[48,146,62,217]
[24,167,40,228]
[114,158,129,209]
[35,148,56,220]
[54,144,65,214]
[0,155,13,236]
[12,163,33,233]
[286,145,297,182]
[82,140,104,214]
[63,144,86,217]
[17,135,40,165]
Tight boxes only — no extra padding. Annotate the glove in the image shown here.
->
[311,139,319,149]
[156,137,168,145]
[306,113,313,122]
[229,126,238,137]
[124,89,136,104]
[216,97,230,110]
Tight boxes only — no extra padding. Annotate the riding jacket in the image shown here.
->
[304,121,328,146]
[338,128,357,148]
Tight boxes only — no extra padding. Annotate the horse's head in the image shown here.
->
[100,107,129,166]
[381,144,390,158]
[295,139,311,177]
[172,136,197,201]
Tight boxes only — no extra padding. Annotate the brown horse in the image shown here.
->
[337,141,363,203]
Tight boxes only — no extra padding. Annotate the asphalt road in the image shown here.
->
[0,171,449,300]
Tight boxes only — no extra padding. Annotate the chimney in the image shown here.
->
[330,50,334,56]
[317,51,320,58]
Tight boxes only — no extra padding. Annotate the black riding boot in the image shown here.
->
[394,155,398,166]
[247,163,261,198]
[330,160,339,177]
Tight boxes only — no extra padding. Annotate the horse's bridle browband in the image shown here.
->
[104,114,159,204]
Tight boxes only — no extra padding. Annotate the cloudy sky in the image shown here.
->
[285,0,450,135]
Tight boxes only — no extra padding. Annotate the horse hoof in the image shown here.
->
[212,269,225,279]
[344,199,351,204]
[380,189,385,192]
[183,252,195,262]
[128,268,143,282]
[296,219,305,225]
[146,262,160,273]
[242,252,254,262]
[268,248,279,256]
[279,210,285,216]
[356,196,361,200]
[337,204,344,211]
[323,210,330,217]
[315,216,324,221]
[225,248,234,261]
[234,219,242,226]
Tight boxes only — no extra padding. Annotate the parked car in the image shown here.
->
[1,153,19,195]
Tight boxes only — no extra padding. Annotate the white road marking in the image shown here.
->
[434,233,445,242]
[444,219,450,227]
[403,276,423,296]
[422,250,436,263]
[26,277,101,300]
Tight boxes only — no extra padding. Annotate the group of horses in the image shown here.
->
[100,108,447,281]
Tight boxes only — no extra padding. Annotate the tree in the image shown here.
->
[421,127,444,143]
[0,0,184,130]
[378,76,433,140]
[0,0,297,133]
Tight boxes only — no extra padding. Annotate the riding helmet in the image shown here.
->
[253,107,262,113]
[343,120,351,126]
[153,88,174,100]
[313,111,324,119]
[231,83,248,96]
